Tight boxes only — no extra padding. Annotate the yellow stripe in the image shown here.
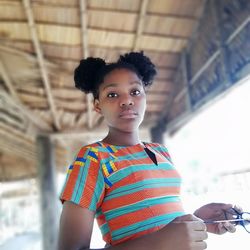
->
[110,161,117,171]
[74,161,84,166]
[87,156,98,163]
[102,164,109,177]
[91,147,98,153]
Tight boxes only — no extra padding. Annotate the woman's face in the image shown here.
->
[94,68,146,133]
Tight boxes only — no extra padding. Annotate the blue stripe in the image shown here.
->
[107,145,114,153]
[104,177,113,187]
[75,157,86,162]
[106,162,113,174]
[88,150,98,160]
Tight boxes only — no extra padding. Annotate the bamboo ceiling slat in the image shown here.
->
[148,81,174,92]
[89,29,134,48]
[88,10,137,32]
[88,0,141,12]
[148,0,203,18]
[0,2,25,21]
[55,99,86,112]
[37,24,80,45]
[156,68,176,80]
[33,5,80,25]
[138,35,187,52]
[16,86,46,96]
[52,88,84,100]
[19,92,47,103]
[146,94,169,103]
[33,0,79,7]
[0,22,31,40]
[144,16,196,37]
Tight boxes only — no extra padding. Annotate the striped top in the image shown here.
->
[60,141,185,245]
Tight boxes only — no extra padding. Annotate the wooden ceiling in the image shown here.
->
[0,0,205,181]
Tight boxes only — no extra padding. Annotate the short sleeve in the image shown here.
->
[60,146,105,211]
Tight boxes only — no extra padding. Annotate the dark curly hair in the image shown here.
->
[74,51,157,99]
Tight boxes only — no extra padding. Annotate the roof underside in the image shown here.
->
[0,0,206,181]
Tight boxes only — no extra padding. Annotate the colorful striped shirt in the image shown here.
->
[60,141,185,245]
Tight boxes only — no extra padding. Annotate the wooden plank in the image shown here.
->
[79,0,93,129]
[0,67,51,131]
[23,0,61,130]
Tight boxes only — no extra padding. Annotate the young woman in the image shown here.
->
[58,52,238,250]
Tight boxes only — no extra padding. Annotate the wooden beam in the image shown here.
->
[134,0,148,51]
[79,0,93,129]
[0,61,51,131]
[22,0,61,130]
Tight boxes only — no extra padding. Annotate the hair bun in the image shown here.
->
[74,57,106,93]
[118,51,157,86]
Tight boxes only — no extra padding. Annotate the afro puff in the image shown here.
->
[74,57,106,93]
[118,51,157,86]
[74,51,157,98]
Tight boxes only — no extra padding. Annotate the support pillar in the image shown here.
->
[150,119,166,144]
[36,135,59,250]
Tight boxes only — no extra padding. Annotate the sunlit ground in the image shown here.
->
[0,77,249,249]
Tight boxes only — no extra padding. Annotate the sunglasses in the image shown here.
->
[204,208,250,233]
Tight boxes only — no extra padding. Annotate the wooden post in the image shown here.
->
[150,120,166,144]
[36,135,59,250]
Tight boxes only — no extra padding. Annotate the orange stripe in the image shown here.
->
[109,202,183,231]
[102,186,180,211]
[61,165,81,201]
[112,225,166,245]
[113,157,153,170]
[79,160,99,208]
[107,169,180,192]
[96,213,106,227]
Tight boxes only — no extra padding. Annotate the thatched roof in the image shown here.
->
[0,0,206,181]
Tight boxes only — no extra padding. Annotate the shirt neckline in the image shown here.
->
[98,140,147,148]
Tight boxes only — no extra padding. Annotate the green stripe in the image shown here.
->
[112,211,185,241]
[108,162,173,184]
[100,222,110,235]
[105,178,181,201]
[105,196,181,220]
[89,169,105,210]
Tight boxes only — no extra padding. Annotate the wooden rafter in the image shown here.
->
[0,58,51,131]
[79,0,93,129]
[133,0,149,51]
[22,0,61,130]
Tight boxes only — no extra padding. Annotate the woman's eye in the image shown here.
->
[107,92,118,98]
[131,89,141,96]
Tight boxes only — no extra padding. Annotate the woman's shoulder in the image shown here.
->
[145,141,167,149]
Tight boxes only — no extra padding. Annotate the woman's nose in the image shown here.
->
[120,95,134,107]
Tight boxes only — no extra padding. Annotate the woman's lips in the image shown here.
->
[119,110,138,119]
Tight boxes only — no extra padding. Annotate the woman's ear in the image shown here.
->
[94,99,102,114]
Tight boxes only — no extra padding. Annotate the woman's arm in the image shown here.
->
[58,202,207,250]
[58,201,95,250]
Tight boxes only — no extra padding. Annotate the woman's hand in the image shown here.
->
[193,203,242,234]
[160,214,208,250]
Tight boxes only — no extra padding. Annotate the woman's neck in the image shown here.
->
[102,129,141,146]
